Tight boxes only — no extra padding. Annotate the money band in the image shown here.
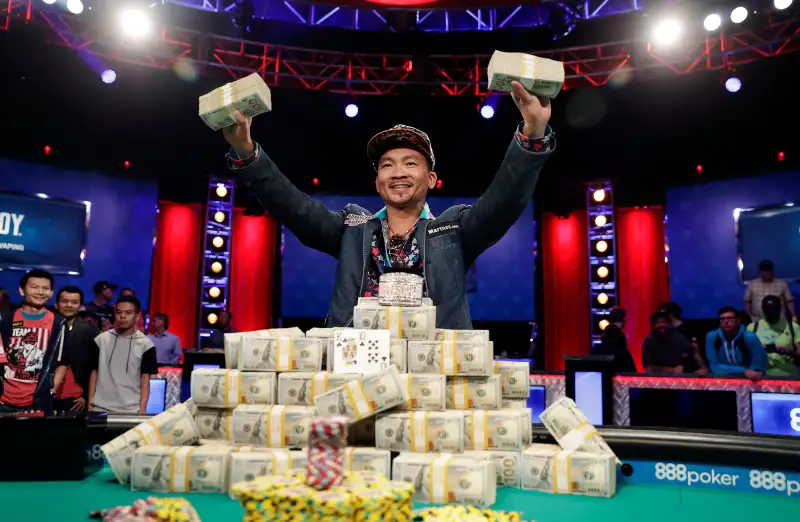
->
[558,421,597,452]
[266,406,285,447]
[453,378,468,410]
[522,55,535,78]
[553,450,573,494]
[430,456,451,504]
[143,419,167,445]
[272,451,291,473]
[166,446,194,492]
[385,307,403,338]
[405,375,412,409]
[312,372,329,402]
[443,330,456,342]
[277,337,293,371]
[344,380,373,419]
[410,412,429,452]
[470,411,489,450]
[439,340,457,375]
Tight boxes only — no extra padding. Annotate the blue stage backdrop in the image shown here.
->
[281,196,534,321]
[666,170,800,319]
[0,159,158,311]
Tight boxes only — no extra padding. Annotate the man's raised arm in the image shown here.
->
[223,111,345,258]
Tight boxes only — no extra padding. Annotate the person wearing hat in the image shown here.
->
[592,307,637,373]
[84,281,118,331]
[221,82,553,329]
[744,260,796,323]
[747,295,800,376]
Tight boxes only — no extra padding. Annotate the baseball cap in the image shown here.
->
[759,260,774,271]
[367,125,436,171]
[761,294,782,312]
[93,281,119,294]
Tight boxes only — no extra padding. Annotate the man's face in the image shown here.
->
[57,292,82,319]
[115,302,137,330]
[102,287,115,301]
[375,148,437,210]
[219,311,231,328]
[719,311,740,334]
[760,270,774,282]
[19,277,53,308]
[154,317,166,330]
[653,318,670,334]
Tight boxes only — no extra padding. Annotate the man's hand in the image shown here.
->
[694,368,709,377]
[744,369,762,380]
[222,110,255,158]
[511,81,552,138]
[70,397,86,411]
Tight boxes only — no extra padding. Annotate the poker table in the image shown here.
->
[0,422,798,521]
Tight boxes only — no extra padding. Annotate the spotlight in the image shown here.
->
[209,287,221,298]
[101,69,116,84]
[594,215,607,227]
[652,19,682,46]
[214,211,226,223]
[207,313,218,325]
[44,145,51,156]
[120,8,152,38]
[123,160,131,169]
[212,236,224,248]
[725,77,742,93]
[42,0,56,4]
[596,240,608,253]
[778,151,785,162]
[703,14,722,31]
[345,104,359,118]
[696,165,703,175]
[597,266,609,278]
[436,180,443,189]
[211,261,223,273]
[775,0,792,9]
[597,293,609,305]
[66,0,83,14]
[730,7,748,23]
[592,189,605,202]
[216,185,228,198]
[480,105,494,119]
[312,178,319,187]
[599,319,609,331]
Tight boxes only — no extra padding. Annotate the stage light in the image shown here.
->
[596,240,608,253]
[212,236,224,248]
[216,185,228,198]
[731,7,748,23]
[209,287,221,298]
[480,105,494,119]
[312,178,319,186]
[120,8,152,38]
[124,160,131,169]
[592,189,605,202]
[652,19,682,46]
[725,77,742,93]
[66,0,83,14]
[436,180,443,189]
[594,215,607,227]
[101,69,116,84]
[597,266,609,278]
[44,145,51,156]
[703,14,722,31]
[208,313,218,325]
[345,104,359,118]
[599,319,610,331]
[211,261,223,273]
[778,151,785,162]
[214,211,225,223]
[42,0,56,4]
[548,2,577,40]
[597,293,609,305]
[696,165,703,175]
[775,0,792,9]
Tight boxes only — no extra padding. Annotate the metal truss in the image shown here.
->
[3,1,800,96]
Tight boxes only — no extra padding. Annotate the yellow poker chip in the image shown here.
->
[232,475,303,501]
[313,490,358,518]
[413,505,523,522]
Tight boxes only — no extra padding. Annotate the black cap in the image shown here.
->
[762,294,782,313]
[93,281,118,294]
[759,260,774,271]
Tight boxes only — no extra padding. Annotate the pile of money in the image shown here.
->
[229,450,308,493]
[487,51,565,98]
[392,454,496,507]
[501,398,528,409]
[407,340,493,376]
[239,336,324,372]
[494,361,530,398]
[446,376,502,410]
[375,411,464,453]
[399,373,446,410]
[232,404,317,448]
[435,329,490,342]
[480,450,522,488]
[520,444,616,497]
[196,408,233,441]
[191,369,277,408]
[314,365,408,423]
[463,410,528,451]
[344,447,392,478]
[199,73,272,131]
[277,371,361,406]
[131,445,231,493]
[539,397,619,463]
[353,303,436,340]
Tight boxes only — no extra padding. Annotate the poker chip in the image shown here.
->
[90,497,200,522]
[305,417,348,490]
[412,505,523,522]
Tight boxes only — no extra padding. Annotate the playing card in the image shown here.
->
[333,329,390,373]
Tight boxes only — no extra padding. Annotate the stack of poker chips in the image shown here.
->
[413,505,523,522]
[305,417,348,490]
[90,497,201,522]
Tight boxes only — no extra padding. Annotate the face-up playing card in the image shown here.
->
[333,329,390,373]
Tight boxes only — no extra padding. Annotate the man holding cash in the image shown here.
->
[223,81,553,329]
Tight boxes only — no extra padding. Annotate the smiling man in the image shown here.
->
[223,82,554,329]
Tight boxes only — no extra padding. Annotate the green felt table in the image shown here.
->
[0,467,795,522]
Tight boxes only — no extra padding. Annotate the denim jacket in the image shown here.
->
[230,125,554,329]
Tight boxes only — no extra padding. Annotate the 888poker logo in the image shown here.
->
[651,462,800,497]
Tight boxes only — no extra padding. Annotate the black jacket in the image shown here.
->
[64,318,101,398]
[593,325,637,373]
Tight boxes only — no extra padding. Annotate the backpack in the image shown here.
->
[713,333,751,368]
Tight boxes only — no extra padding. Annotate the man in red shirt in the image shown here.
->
[0,269,70,413]
[54,285,100,412]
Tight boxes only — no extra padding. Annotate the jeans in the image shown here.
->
[0,403,34,414]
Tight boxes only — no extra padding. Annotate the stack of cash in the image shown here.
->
[520,444,617,497]
[487,50,565,98]
[196,408,233,441]
[232,404,317,448]
[191,369,277,408]
[199,73,272,131]
[239,336,324,372]
[501,398,528,409]
[353,303,436,340]
[131,445,231,493]
[344,447,392,478]
[277,371,361,406]
[494,361,530,398]
[482,450,522,488]
[225,329,306,370]
[463,410,528,451]
[435,329,490,342]
[399,373,446,410]
[392,454,496,507]
[445,376,502,410]
[314,365,408,423]
[375,411,464,453]
[229,450,308,493]
[407,340,493,376]
[539,397,619,464]
[305,328,334,369]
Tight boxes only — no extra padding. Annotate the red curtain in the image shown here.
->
[541,211,591,371]
[229,209,279,332]
[617,206,670,370]
[150,202,203,349]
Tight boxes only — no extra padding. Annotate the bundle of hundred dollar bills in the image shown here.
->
[278,371,362,406]
[539,396,619,464]
[353,302,436,340]
[493,361,530,398]
[487,50,565,98]
[313,365,408,423]
[376,411,465,453]
[239,336,325,372]
[392,453,496,507]
[521,443,616,497]
[231,404,317,447]
[131,445,231,493]
[191,369,277,408]
[199,72,272,131]
[407,340,493,375]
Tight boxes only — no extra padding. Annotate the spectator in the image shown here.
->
[79,310,99,329]
[642,311,694,373]
[0,288,10,322]
[705,306,766,378]
[747,295,800,377]
[206,310,236,349]
[744,260,796,323]
[118,288,146,333]
[592,307,637,373]
[0,269,70,413]
[88,295,157,413]
[85,281,118,331]
[148,313,182,365]
[120,288,135,297]
[54,285,100,412]
[659,301,709,376]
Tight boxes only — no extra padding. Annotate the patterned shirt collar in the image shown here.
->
[371,202,433,221]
